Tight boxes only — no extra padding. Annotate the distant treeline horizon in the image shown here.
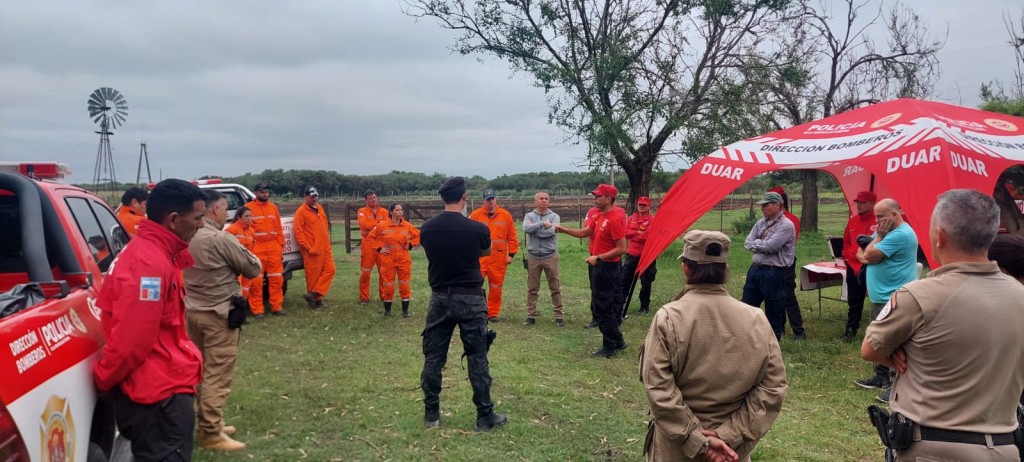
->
[77,168,835,199]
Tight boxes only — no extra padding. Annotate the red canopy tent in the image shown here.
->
[639,98,1024,272]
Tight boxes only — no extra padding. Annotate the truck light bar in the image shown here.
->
[0,162,72,179]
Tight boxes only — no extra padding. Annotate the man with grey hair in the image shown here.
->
[853,198,919,402]
[185,189,262,451]
[862,189,1024,461]
[741,191,796,341]
[522,191,563,326]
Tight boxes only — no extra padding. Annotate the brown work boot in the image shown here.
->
[200,433,246,452]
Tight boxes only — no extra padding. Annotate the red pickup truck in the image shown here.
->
[0,163,126,461]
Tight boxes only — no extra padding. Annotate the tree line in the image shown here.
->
[210,169,688,199]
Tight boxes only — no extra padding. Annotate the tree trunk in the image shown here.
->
[800,170,819,232]
[622,156,654,214]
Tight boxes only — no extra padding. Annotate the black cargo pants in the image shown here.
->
[420,289,495,418]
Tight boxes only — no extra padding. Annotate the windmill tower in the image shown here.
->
[88,87,128,191]
[136,141,152,185]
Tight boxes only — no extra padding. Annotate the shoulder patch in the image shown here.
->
[876,297,894,321]
[139,277,161,301]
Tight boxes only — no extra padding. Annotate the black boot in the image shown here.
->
[384,301,392,316]
[402,300,410,318]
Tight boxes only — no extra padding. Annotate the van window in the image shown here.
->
[218,189,247,212]
[0,194,25,274]
[66,198,114,272]
[91,200,129,256]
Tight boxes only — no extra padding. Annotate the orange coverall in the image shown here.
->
[357,206,390,302]
[244,199,285,314]
[117,207,144,236]
[226,220,257,300]
[293,202,336,300]
[469,206,520,318]
[367,219,419,302]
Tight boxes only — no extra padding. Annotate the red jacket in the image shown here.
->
[784,210,801,244]
[93,219,203,404]
[842,212,877,276]
[625,211,653,256]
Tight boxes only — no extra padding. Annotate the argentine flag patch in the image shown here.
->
[140,277,161,301]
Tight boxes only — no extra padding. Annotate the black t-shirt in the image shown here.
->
[420,211,490,290]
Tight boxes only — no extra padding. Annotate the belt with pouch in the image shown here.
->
[432,286,484,296]
[919,426,1018,446]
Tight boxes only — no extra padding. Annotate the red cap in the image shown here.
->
[591,184,618,197]
[854,191,878,203]
[637,196,651,205]
[768,186,785,195]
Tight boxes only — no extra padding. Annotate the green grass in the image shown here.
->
[194,203,886,461]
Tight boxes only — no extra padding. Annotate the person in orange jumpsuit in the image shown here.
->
[117,187,148,236]
[243,182,286,317]
[357,190,389,304]
[469,188,519,321]
[226,206,257,304]
[367,203,420,318]
[88,235,113,271]
[293,186,336,310]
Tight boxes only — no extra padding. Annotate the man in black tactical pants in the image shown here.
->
[419,176,508,432]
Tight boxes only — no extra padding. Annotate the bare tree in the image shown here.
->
[404,0,789,209]
[685,0,943,231]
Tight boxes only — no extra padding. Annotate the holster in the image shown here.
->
[522,256,529,270]
[485,329,497,352]
[867,405,892,448]
[867,405,914,450]
[887,412,915,450]
[227,295,248,329]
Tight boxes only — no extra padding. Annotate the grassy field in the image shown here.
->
[193,202,888,461]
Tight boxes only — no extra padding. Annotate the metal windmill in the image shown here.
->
[88,87,128,189]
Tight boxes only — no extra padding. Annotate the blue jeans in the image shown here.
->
[742,265,788,339]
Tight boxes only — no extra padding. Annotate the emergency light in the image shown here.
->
[0,162,72,180]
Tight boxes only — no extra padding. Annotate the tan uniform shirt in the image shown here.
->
[639,284,788,461]
[184,218,262,316]
[866,261,1024,433]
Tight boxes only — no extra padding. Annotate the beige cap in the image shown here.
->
[677,230,730,264]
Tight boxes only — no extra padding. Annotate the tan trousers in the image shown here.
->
[526,254,563,319]
[186,310,240,440]
[896,439,1019,461]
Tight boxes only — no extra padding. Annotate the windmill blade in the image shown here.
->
[88,87,127,128]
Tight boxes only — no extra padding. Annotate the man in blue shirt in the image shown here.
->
[854,198,919,402]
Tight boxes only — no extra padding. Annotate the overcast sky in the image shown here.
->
[1,1,1021,185]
